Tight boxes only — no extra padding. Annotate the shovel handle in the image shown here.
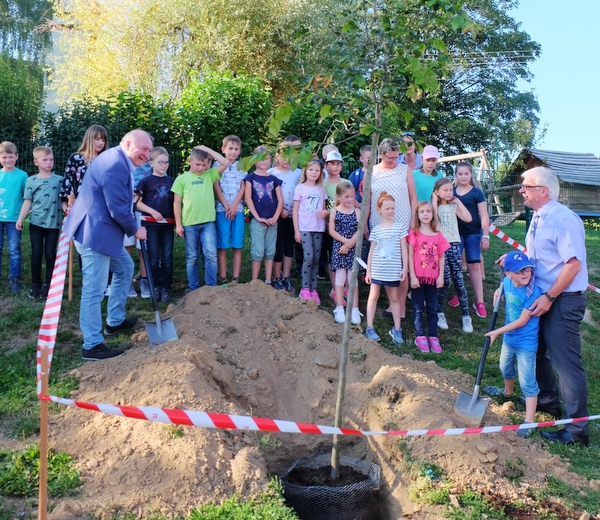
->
[140,240,160,313]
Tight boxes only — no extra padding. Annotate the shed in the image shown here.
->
[502,148,600,216]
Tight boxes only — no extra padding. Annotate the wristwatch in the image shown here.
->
[543,292,556,303]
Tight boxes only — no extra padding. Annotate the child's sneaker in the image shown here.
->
[310,290,321,305]
[283,277,295,293]
[437,313,448,330]
[28,283,41,299]
[389,328,404,344]
[414,336,430,352]
[219,277,229,286]
[40,283,49,299]
[299,288,312,301]
[473,302,487,318]
[364,326,380,341]
[9,278,21,293]
[272,278,285,290]
[329,288,336,303]
[428,337,442,353]
[127,282,138,298]
[351,307,362,325]
[483,386,513,398]
[333,306,345,323]
[449,295,460,307]
[462,315,473,333]
[139,278,151,298]
[160,288,171,303]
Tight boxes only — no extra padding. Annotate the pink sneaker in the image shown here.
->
[311,290,321,305]
[473,302,487,318]
[299,288,312,301]
[428,337,443,353]
[449,295,460,307]
[414,336,430,352]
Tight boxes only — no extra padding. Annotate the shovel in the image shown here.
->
[452,278,505,427]
[140,240,179,348]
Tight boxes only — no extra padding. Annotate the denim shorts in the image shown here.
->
[460,232,482,263]
[371,278,400,287]
[499,342,539,398]
[216,211,246,249]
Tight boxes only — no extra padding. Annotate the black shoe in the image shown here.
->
[40,284,49,299]
[541,429,589,447]
[29,284,41,299]
[9,278,21,293]
[104,317,138,336]
[160,288,171,302]
[518,396,562,419]
[82,343,125,361]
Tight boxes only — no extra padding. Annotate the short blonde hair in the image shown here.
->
[150,147,168,161]
[33,146,53,159]
[0,142,18,154]
[222,135,241,148]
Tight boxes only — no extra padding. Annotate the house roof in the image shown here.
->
[512,148,600,187]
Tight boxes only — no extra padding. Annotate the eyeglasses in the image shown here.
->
[520,184,544,191]
[517,266,532,274]
[155,161,169,166]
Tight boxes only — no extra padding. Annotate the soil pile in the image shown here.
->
[46,282,592,519]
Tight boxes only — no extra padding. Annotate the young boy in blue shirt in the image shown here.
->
[347,145,371,206]
[0,141,28,293]
[485,251,543,437]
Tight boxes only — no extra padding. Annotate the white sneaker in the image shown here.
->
[128,282,138,298]
[437,312,448,330]
[139,278,151,299]
[333,306,345,323]
[462,315,473,333]
[351,307,363,325]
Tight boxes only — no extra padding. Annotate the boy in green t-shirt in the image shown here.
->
[171,145,229,290]
[0,141,28,293]
[16,146,63,298]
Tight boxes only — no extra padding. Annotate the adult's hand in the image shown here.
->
[529,294,552,317]
[495,253,507,267]
[135,227,147,240]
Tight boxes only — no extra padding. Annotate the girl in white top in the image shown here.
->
[292,159,329,304]
[365,192,408,344]
[432,177,473,333]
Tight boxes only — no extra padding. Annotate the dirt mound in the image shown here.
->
[47,282,590,519]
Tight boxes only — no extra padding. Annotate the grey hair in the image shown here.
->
[378,138,400,156]
[522,166,559,200]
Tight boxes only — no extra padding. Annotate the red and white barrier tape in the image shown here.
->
[36,228,71,395]
[489,224,600,295]
[39,395,599,437]
[140,216,176,224]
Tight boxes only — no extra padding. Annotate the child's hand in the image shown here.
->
[226,206,236,220]
[176,225,185,238]
[281,209,289,219]
[436,274,444,288]
[410,275,420,289]
[484,330,500,345]
[295,231,302,243]
[15,220,23,231]
[265,217,276,226]
[317,210,329,219]
[399,268,407,282]
[365,272,372,284]
[151,211,163,222]
[493,288,501,306]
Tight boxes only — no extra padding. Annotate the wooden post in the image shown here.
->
[38,345,49,520]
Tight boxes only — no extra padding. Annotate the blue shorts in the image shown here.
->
[371,279,400,287]
[499,342,539,398]
[460,232,482,263]
[216,211,245,249]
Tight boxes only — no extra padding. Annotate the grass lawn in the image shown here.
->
[0,219,598,517]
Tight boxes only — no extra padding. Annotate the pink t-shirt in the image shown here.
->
[407,229,450,285]
[293,183,327,232]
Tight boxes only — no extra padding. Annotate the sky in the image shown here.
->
[509,1,600,156]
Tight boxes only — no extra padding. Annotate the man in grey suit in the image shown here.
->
[65,129,152,360]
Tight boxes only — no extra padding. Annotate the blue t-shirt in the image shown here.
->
[503,277,542,351]
[454,186,486,235]
[244,172,282,219]
[348,168,365,202]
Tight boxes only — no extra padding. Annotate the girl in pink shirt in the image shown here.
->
[407,201,450,353]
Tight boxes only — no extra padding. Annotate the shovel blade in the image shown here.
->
[145,318,179,348]
[452,391,491,427]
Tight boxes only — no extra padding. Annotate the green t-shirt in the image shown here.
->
[23,174,63,229]
[171,168,221,226]
[0,168,28,222]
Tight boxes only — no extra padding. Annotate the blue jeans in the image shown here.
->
[0,222,22,280]
[499,342,539,397]
[145,225,174,289]
[412,283,439,337]
[184,222,217,289]
[75,241,134,349]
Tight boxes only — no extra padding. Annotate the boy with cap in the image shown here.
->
[484,251,543,437]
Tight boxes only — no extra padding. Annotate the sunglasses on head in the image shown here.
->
[401,131,415,137]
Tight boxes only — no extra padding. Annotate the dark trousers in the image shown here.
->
[537,292,588,436]
[412,283,438,337]
[146,225,174,289]
[437,242,469,315]
[29,224,59,285]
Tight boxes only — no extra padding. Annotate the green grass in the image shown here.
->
[1,220,600,516]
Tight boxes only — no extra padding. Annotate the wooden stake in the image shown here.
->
[68,239,74,301]
[38,345,49,520]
